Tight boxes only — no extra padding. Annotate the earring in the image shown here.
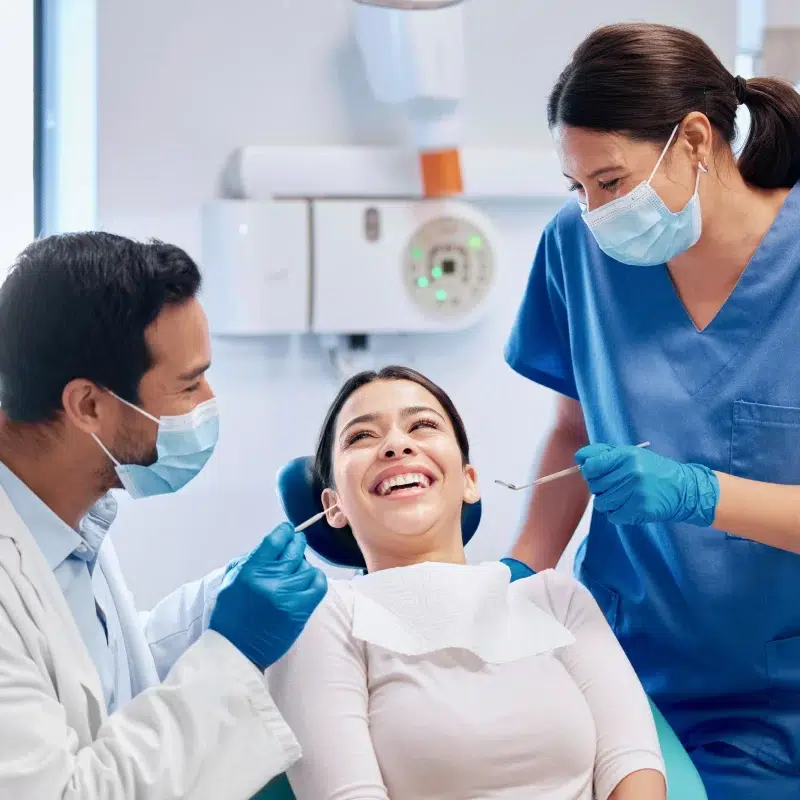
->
[699,159,709,174]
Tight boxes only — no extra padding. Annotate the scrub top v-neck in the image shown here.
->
[505,182,800,799]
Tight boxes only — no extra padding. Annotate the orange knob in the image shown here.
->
[419,148,463,198]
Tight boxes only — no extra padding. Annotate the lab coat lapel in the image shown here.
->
[0,487,108,738]
[97,541,159,695]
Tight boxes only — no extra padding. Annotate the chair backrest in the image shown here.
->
[275,455,482,569]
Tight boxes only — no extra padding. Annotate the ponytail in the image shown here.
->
[738,77,800,189]
[549,24,800,191]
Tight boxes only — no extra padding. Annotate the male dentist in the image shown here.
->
[0,233,327,799]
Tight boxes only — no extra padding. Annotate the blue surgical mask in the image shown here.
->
[581,125,707,267]
[93,394,219,500]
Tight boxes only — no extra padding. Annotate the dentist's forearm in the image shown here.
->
[713,471,800,554]
[512,467,589,571]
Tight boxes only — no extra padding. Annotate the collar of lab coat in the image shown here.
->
[0,460,84,570]
[0,460,118,573]
[0,485,108,735]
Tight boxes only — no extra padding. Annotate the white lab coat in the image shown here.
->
[0,487,301,799]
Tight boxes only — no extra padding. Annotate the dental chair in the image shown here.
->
[251,457,708,800]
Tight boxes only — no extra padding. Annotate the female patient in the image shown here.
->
[269,366,666,800]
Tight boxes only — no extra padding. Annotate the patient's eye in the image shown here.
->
[410,417,441,433]
[345,429,375,446]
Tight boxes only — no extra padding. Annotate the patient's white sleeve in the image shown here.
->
[267,588,390,800]
[526,570,666,799]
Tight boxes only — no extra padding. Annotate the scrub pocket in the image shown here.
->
[765,635,800,688]
[761,635,800,769]
[729,400,800,539]
[729,401,800,769]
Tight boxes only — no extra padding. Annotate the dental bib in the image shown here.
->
[347,561,574,664]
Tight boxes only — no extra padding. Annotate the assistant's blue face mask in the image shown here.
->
[93,394,219,500]
[581,125,707,267]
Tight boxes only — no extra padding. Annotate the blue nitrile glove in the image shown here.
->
[210,522,328,671]
[575,444,720,527]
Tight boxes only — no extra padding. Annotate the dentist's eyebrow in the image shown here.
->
[178,361,211,382]
[562,164,624,182]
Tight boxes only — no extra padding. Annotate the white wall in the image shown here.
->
[766,0,800,26]
[0,1,34,277]
[739,0,765,53]
[93,0,737,607]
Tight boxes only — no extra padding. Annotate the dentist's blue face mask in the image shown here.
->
[93,394,219,500]
[580,125,707,267]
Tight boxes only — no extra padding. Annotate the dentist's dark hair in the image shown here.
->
[548,22,800,189]
[313,365,470,496]
[0,232,202,424]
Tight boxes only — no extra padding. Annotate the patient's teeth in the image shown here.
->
[375,472,434,495]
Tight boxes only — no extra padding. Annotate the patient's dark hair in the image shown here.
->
[312,365,470,496]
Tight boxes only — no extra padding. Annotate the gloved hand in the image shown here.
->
[210,522,328,672]
[575,444,719,527]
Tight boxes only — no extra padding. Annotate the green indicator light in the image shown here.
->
[435,289,447,302]
[468,235,483,249]
[431,266,443,279]
[411,247,424,260]
[417,276,429,288]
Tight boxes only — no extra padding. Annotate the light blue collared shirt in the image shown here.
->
[0,461,130,711]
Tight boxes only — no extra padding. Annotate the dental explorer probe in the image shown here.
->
[495,442,651,491]
[295,504,340,532]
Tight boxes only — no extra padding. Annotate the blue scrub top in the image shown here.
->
[506,183,800,797]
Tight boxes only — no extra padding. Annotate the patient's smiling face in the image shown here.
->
[321,378,479,569]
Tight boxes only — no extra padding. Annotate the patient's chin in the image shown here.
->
[371,503,443,538]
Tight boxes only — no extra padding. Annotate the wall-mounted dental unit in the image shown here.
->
[353,0,466,199]
[201,0,566,338]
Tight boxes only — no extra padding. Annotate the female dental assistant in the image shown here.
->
[505,22,800,800]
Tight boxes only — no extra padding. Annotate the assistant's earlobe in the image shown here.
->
[462,464,480,505]
[680,112,713,168]
[321,487,350,529]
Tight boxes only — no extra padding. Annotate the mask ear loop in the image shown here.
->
[92,433,122,467]
[694,159,709,193]
[110,391,161,425]
[647,124,680,185]
[91,391,161,466]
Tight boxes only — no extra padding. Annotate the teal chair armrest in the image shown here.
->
[649,698,708,799]
[251,773,295,800]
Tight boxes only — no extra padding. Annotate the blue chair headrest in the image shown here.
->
[276,456,483,569]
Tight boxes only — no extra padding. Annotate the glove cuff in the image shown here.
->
[677,463,720,527]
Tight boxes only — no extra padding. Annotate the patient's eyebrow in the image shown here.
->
[400,405,446,421]
[339,413,380,441]
[338,406,446,442]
